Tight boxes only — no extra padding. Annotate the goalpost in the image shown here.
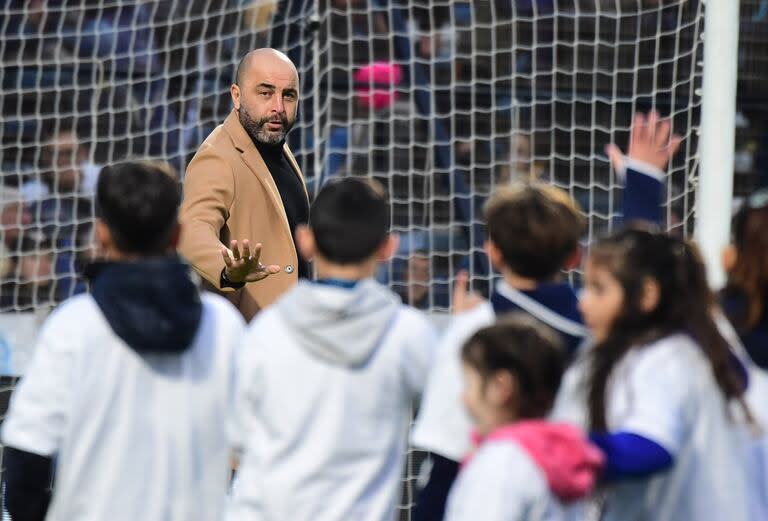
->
[697,0,740,289]
[0,0,737,518]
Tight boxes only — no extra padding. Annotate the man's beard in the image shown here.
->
[238,104,294,146]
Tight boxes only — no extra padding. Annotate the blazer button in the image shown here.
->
[285,265,294,274]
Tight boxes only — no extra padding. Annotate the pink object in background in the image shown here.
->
[354,62,403,110]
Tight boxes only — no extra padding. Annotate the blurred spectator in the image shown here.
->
[495,133,545,185]
[394,250,431,309]
[0,237,55,312]
[22,126,100,200]
[1,190,32,254]
[322,62,404,184]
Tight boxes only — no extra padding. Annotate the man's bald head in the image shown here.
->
[231,48,300,146]
[235,48,298,87]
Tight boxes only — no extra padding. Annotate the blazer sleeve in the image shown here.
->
[179,148,237,291]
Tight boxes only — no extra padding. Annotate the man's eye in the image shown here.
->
[259,91,271,97]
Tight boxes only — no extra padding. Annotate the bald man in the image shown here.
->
[179,49,310,321]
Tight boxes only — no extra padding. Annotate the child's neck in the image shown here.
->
[313,257,378,282]
[500,268,542,291]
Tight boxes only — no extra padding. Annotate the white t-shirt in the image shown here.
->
[227,298,437,521]
[551,333,749,521]
[410,302,495,461]
[2,292,244,521]
[444,441,586,521]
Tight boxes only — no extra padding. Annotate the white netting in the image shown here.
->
[0,0,707,518]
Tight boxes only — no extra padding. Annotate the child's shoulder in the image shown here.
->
[464,440,549,498]
[200,292,246,325]
[44,294,101,330]
[632,333,703,368]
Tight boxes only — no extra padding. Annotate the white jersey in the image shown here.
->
[411,302,495,461]
[444,441,585,521]
[227,280,437,521]
[2,292,243,521]
[551,333,749,521]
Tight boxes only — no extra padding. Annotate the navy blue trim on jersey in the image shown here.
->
[622,167,665,226]
[491,281,587,356]
[3,446,53,521]
[589,431,674,481]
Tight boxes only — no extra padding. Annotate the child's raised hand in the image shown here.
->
[606,111,683,174]
[452,270,485,314]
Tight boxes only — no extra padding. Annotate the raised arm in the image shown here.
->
[607,111,683,227]
[179,150,278,290]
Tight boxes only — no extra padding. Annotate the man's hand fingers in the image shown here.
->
[241,239,252,261]
[230,240,241,260]
[250,243,263,264]
[244,264,281,282]
[221,246,234,268]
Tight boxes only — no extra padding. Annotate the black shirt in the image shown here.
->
[254,141,310,278]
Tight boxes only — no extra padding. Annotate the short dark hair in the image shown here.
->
[310,177,389,264]
[96,161,181,255]
[462,313,565,419]
[484,184,584,280]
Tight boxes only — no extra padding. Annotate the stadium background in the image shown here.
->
[0,1,766,518]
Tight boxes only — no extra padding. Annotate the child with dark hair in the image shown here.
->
[228,177,437,521]
[721,188,768,368]
[411,111,683,521]
[444,315,603,521]
[553,228,751,521]
[2,161,245,521]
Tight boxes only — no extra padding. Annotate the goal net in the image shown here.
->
[0,0,705,517]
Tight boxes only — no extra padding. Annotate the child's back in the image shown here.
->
[443,317,602,521]
[227,178,437,521]
[1,162,245,521]
[554,333,748,521]
[229,279,435,521]
[4,291,242,521]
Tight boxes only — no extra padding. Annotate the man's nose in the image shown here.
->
[272,95,285,114]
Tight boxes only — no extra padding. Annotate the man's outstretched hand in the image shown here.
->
[221,240,281,283]
[606,110,683,174]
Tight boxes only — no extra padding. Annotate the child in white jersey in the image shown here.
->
[227,178,437,521]
[552,228,753,521]
[444,315,603,521]
[1,161,245,521]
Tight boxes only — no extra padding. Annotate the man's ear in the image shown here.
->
[722,244,737,273]
[484,239,504,272]
[376,233,400,262]
[295,225,316,261]
[564,246,582,271]
[639,277,661,313]
[230,83,241,111]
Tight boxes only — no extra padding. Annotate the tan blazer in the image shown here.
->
[179,109,308,322]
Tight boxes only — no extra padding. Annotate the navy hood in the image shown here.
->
[86,256,202,354]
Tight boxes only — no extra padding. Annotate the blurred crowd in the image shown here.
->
[1,0,767,313]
